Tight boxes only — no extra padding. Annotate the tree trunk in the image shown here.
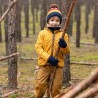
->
[62,54,71,87]
[32,10,35,35]
[85,6,89,34]
[23,0,29,37]
[7,0,17,89]
[4,0,9,55]
[0,1,2,42]
[40,0,47,30]
[85,0,91,34]
[61,0,73,36]
[16,0,22,42]
[0,23,2,42]
[75,0,81,48]
[92,0,96,38]
[35,0,39,22]
[31,0,36,34]
[94,0,98,43]
[62,0,71,87]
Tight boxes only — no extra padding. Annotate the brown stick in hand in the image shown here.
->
[49,0,77,97]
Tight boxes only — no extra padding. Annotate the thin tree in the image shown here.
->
[7,0,17,89]
[31,0,36,35]
[16,0,22,42]
[40,0,47,30]
[35,0,39,22]
[0,1,3,42]
[0,22,2,42]
[61,0,73,36]
[23,0,29,37]
[62,0,71,87]
[85,0,91,34]
[93,7,96,38]
[75,0,81,47]
[94,0,98,43]
[4,0,9,55]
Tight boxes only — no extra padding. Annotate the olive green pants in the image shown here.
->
[33,65,63,98]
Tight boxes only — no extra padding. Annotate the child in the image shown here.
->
[33,4,70,98]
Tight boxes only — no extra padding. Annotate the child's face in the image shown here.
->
[48,16,60,27]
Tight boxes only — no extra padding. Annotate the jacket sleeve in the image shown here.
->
[35,31,50,61]
[60,33,70,54]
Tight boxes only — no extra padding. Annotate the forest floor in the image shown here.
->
[0,33,98,98]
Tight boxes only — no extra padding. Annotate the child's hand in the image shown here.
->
[48,56,59,66]
[58,38,67,48]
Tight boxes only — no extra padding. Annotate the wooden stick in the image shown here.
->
[20,57,37,60]
[0,52,19,61]
[70,61,98,66]
[55,0,77,57]
[75,84,98,98]
[61,68,98,98]
[49,0,77,97]
[1,90,17,98]
[54,86,74,98]
[0,0,18,23]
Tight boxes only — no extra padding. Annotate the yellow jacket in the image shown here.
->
[35,28,70,67]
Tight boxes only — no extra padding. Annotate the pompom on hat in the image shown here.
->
[46,4,62,24]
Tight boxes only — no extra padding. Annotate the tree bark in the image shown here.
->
[75,0,81,47]
[61,0,73,36]
[85,0,91,34]
[4,0,9,55]
[7,0,17,89]
[0,1,3,42]
[85,6,89,34]
[16,0,22,42]
[31,0,36,34]
[23,0,29,37]
[94,0,98,43]
[40,0,47,30]
[35,0,39,22]
[92,1,97,38]
[62,54,71,87]
[32,10,35,35]
[62,0,71,87]
[0,22,2,42]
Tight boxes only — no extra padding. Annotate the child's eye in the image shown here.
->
[50,20,54,21]
[55,20,60,23]
[56,20,59,22]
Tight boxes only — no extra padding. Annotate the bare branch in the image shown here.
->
[0,0,18,23]
[76,84,98,98]
[54,86,74,98]
[61,68,98,98]
[0,90,17,98]
[70,61,98,66]
[0,52,19,61]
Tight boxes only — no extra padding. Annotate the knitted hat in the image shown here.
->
[46,4,62,24]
